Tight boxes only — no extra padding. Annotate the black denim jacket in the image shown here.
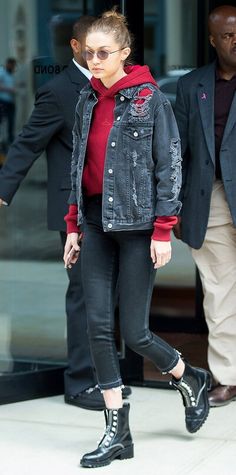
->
[69,82,182,232]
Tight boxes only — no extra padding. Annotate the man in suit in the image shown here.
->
[0,16,131,410]
[175,5,236,407]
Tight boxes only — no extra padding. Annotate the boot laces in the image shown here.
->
[85,385,98,394]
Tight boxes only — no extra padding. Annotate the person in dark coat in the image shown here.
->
[175,5,236,407]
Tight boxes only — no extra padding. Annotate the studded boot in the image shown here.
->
[80,403,134,468]
[170,362,212,433]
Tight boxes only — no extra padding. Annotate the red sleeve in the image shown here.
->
[64,204,80,234]
[151,216,178,241]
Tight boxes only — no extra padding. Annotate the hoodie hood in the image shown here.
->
[90,65,157,98]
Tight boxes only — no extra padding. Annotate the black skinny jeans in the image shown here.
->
[81,196,179,390]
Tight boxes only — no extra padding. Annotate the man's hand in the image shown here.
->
[0,198,4,207]
[63,232,82,269]
[150,240,172,269]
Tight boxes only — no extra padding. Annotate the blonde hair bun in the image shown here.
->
[102,7,127,25]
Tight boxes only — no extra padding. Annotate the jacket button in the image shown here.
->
[111,142,116,147]
[120,96,125,101]
[117,116,121,121]
[133,131,138,137]
[205,160,209,165]
[201,189,205,196]
[108,169,113,174]
[108,223,113,228]
[108,197,113,202]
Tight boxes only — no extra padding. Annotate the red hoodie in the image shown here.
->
[82,65,156,196]
[65,65,177,239]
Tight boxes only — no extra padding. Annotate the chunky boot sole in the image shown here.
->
[186,370,212,434]
[80,444,134,468]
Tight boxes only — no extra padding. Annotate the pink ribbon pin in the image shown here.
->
[201,92,207,100]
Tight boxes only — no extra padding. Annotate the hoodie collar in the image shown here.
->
[90,65,157,98]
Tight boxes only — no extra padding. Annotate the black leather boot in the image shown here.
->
[170,362,212,433]
[80,403,134,468]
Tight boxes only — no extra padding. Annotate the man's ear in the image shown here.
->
[209,35,216,48]
[70,38,81,54]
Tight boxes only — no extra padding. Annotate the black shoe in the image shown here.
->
[122,386,132,399]
[65,385,132,411]
[208,384,236,407]
[80,403,134,468]
[65,386,105,411]
[170,363,212,433]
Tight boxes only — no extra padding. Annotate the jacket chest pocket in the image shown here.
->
[122,126,152,155]
[122,126,153,171]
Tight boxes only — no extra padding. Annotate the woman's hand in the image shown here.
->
[150,240,172,269]
[63,232,82,269]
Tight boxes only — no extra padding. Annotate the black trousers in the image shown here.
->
[60,232,96,395]
[81,197,179,390]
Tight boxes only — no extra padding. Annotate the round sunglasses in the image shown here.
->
[82,47,127,61]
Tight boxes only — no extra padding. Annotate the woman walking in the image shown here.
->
[64,8,211,468]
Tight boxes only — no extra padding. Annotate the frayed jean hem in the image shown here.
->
[161,352,180,374]
[97,379,124,391]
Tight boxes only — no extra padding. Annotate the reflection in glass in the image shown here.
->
[144,0,197,318]
[0,0,82,376]
[144,0,197,77]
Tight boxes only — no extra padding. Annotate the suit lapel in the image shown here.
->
[66,61,89,93]
[197,63,216,163]
[221,91,236,145]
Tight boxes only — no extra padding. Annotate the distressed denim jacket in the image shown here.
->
[69,82,182,232]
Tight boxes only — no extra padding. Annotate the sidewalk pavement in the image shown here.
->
[0,386,235,475]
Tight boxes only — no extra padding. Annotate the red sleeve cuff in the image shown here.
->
[151,216,178,241]
[64,204,80,234]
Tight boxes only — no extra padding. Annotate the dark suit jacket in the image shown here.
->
[175,62,236,249]
[0,61,88,231]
